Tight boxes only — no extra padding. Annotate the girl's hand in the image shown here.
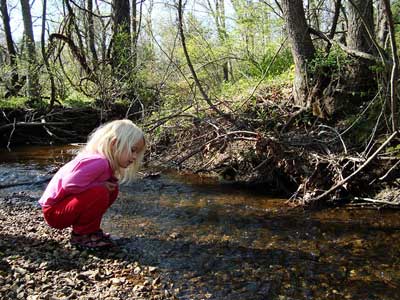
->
[104,181,118,192]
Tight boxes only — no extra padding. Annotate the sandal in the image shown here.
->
[70,231,115,250]
[93,229,111,239]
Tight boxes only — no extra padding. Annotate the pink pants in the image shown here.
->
[42,186,119,235]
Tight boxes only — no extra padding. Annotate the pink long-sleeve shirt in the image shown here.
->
[39,153,117,207]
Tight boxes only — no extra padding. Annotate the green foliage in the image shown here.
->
[112,25,132,76]
[62,92,94,108]
[308,47,352,78]
[0,97,28,109]
[393,1,400,42]
[387,144,400,158]
[342,96,387,146]
[245,45,293,78]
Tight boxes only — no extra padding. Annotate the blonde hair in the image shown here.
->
[81,119,145,183]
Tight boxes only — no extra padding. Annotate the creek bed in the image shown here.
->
[1,145,400,299]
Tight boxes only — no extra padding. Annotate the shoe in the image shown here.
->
[93,229,111,239]
[70,231,115,250]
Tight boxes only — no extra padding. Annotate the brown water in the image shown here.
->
[1,145,400,299]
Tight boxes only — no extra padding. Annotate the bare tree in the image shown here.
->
[205,0,229,81]
[87,0,98,66]
[131,0,137,67]
[0,0,20,96]
[381,0,399,131]
[112,0,131,79]
[281,0,315,107]
[20,0,41,103]
[376,0,389,48]
[345,0,376,100]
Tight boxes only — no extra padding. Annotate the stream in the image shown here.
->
[1,145,400,299]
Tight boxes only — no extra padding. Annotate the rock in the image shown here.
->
[148,266,158,273]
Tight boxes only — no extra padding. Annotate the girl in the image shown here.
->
[39,119,145,250]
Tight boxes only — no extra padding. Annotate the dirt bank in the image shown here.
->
[1,105,399,207]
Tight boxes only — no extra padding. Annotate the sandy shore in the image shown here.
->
[0,192,176,300]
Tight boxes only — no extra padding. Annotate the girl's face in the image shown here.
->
[117,137,145,169]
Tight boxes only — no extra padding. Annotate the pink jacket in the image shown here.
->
[39,153,117,207]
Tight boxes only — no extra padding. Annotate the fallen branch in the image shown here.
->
[6,118,16,151]
[353,197,400,206]
[174,131,259,166]
[0,121,71,133]
[379,159,400,181]
[306,130,398,203]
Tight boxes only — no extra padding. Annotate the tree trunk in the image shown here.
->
[0,0,19,96]
[87,0,98,66]
[281,0,316,107]
[41,0,57,110]
[112,0,131,79]
[20,0,41,104]
[345,0,376,103]
[215,0,229,81]
[131,0,137,68]
[381,0,399,131]
[376,0,389,48]
[347,0,374,53]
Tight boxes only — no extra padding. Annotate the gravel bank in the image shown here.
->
[0,192,176,300]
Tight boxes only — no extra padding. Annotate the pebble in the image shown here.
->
[0,197,175,300]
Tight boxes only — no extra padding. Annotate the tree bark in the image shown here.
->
[281,0,315,107]
[41,0,57,110]
[381,0,399,131]
[112,0,131,79]
[347,0,374,53]
[131,0,137,67]
[376,0,389,48]
[20,0,41,103]
[217,0,229,81]
[0,0,19,96]
[325,0,342,53]
[87,0,98,66]
[345,0,376,101]
[177,0,230,122]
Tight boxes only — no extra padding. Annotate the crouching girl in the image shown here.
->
[39,119,145,250]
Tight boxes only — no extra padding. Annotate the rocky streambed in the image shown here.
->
[0,193,176,300]
[1,145,400,300]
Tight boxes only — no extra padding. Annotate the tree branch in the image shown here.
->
[177,0,231,122]
[307,130,398,203]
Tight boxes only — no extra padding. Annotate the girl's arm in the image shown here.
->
[62,158,110,194]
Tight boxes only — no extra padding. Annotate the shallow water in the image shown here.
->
[1,145,400,299]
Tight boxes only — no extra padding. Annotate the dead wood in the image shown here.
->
[0,121,70,133]
[304,131,398,205]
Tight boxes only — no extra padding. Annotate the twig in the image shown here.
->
[0,121,71,133]
[6,118,16,151]
[307,131,398,203]
[318,124,347,154]
[236,37,288,111]
[379,159,400,181]
[381,0,399,131]
[145,106,194,133]
[353,197,399,206]
[174,131,258,165]
[177,0,229,121]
